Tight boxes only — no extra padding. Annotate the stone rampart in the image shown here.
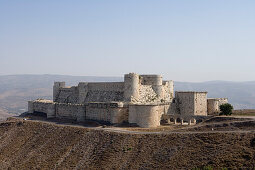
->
[28,100,56,118]
[87,82,124,92]
[140,75,162,85]
[84,91,124,103]
[194,92,207,116]
[124,73,140,101]
[207,98,228,115]
[129,104,167,128]
[85,102,128,124]
[55,103,85,120]
[55,82,125,103]
[175,91,207,116]
[56,86,79,103]
[175,92,195,115]
[53,82,65,102]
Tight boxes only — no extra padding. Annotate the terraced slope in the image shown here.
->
[0,119,255,169]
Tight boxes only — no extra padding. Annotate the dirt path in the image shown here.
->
[12,117,255,135]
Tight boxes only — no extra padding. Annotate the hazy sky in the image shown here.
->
[0,0,255,82]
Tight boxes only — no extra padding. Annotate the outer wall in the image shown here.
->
[129,105,164,128]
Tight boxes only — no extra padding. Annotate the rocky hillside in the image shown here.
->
[0,119,255,169]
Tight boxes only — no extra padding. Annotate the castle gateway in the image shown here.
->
[28,73,228,128]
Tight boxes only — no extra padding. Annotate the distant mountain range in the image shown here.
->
[0,75,254,115]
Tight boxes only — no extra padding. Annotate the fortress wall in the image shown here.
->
[29,101,56,118]
[53,82,65,102]
[84,82,125,102]
[124,73,140,101]
[128,104,164,128]
[207,99,219,115]
[194,92,207,116]
[87,82,124,92]
[167,102,178,115]
[218,98,228,106]
[175,92,195,116]
[140,75,163,98]
[28,101,34,114]
[152,85,163,98]
[110,106,129,124]
[84,91,124,102]
[55,103,85,120]
[131,78,174,104]
[133,84,172,104]
[133,85,158,103]
[175,92,207,116]
[162,81,174,101]
[55,86,79,104]
[207,98,228,115]
[85,103,128,124]
[78,83,89,104]
[140,75,162,85]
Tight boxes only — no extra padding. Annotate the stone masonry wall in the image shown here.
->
[175,92,195,116]
[55,103,85,120]
[194,92,207,116]
[175,92,207,116]
[129,104,165,128]
[54,82,125,104]
[85,102,128,124]
[56,87,79,104]
[131,84,173,104]
[207,99,219,115]
[207,98,228,115]
[86,83,124,102]
[87,82,124,92]
[28,100,56,118]
[218,98,228,106]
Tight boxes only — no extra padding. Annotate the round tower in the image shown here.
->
[124,73,140,102]
[141,75,163,98]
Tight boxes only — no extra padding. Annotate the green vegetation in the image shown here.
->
[220,103,234,116]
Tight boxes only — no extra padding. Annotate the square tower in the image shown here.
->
[175,91,208,116]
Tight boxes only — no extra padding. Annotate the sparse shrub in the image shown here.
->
[219,103,233,116]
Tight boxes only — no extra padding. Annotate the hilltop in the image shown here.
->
[0,117,255,169]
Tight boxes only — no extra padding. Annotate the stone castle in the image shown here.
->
[28,73,228,128]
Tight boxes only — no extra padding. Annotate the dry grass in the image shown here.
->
[233,109,255,116]
[0,118,255,169]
